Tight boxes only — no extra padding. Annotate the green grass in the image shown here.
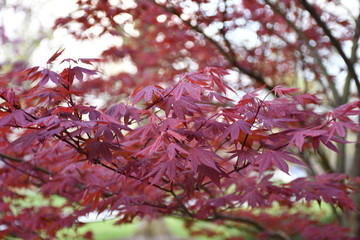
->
[3,189,336,240]
[66,216,254,240]
[80,219,137,240]
[55,219,136,240]
[164,217,190,238]
[55,217,192,240]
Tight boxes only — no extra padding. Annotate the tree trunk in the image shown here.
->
[349,131,360,237]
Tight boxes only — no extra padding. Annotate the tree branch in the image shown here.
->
[208,213,291,240]
[299,0,360,95]
[0,152,54,176]
[264,0,339,105]
[219,0,238,61]
[343,12,360,103]
[98,161,172,193]
[147,0,273,90]
[0,157,46,183]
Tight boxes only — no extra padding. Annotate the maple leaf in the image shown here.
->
[241,189,266,208]
[134,132,167,156]
[331,100,360,119]
[293,93,321,106]
[81,190,103,211]
[78,58,101,65]
[131,85,164,104]
[256,150,306,175]
[273,85,299,96]
[327,120,360,141]
[204,67,233,93]
[167,142,188,159]
[197,164,225,188]
[187,147,221,173]
[47,47,65,64]
[183,71,210,86]
[160,118,186,131]
[166,129,187,141]
[71,66,98,82]
[20,66,41,81]
[229,148,258,166]
[0,88,21,109]
[143,158,185,183]
[287,174,355,210]
[85,140,119,163]
[221,119,252,140]
[172,81,202,101]
[38,69,65,87]
[105,103,128,118]
[163,95,203,119]
[288,129,328,151]
[128,122,158,143]
[0,110,31,127]
[7,131,40,150]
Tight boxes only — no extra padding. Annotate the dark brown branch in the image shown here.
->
[0,153,54,176]
[343,12,360,103]
[0,157,46,183]
[220,0,237,60]
[207,213,291,240]
[264,0,339,105]
[208,213,264,231]
[98,161,172,193]
[148,0,273,91]
[169,189,194,217]
[299,0,360,94]
[317,146,335,173]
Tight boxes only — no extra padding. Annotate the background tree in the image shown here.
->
[0,0,359,239]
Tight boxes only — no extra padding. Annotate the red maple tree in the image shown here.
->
[1,0,360,239]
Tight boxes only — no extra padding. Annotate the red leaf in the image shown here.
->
[288,129,327,151]
[197,164,223,188]
[86,141,114,163]
[172,81,201,101]
[187,147,221,173]
[72,66,98,82]
[131,85,164,103]
[221,119,252,140]
[47,47,65,64]
[166,129,186,141]
[167,142,188,159]
[78,58,101,65]
[256,150,305,175]
[273,86,299,96]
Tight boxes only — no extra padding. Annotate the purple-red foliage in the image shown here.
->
[0,49,359,239]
